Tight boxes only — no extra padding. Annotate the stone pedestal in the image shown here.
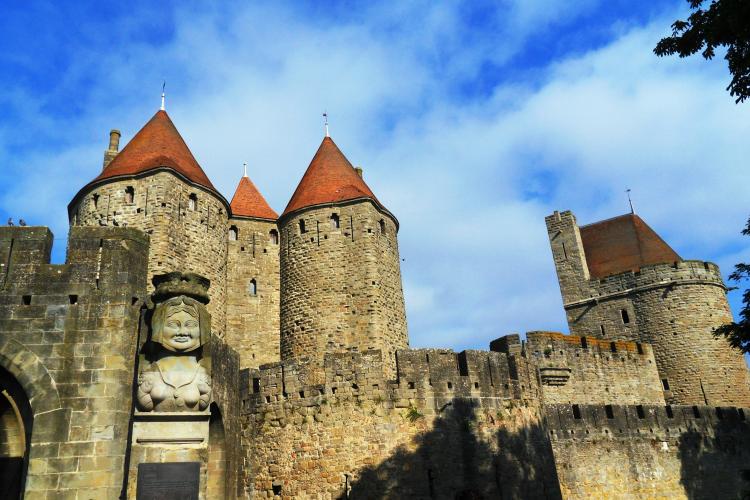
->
[127,412,210,499]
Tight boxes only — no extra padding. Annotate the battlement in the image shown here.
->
[0,225,148,299]
[545,403,749,437]
[240,347,541,417]
[544,210,577,230]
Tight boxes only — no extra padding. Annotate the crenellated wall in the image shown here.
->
[279,200,407,378]
[69,171,229,336]
[546,403,750,499]
[519,331,664,405]
[0,225,148,499]
[239,348,562,499]
[226,216,280,369]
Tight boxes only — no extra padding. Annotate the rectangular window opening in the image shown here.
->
[22,295,31,305]
[68,294,78,305]
[572,404,582,420]
[636,405,645,419]
[252,378,260,393]
[621,309,630,324]
[636,342,644,355]
[605,405,614,419]
[665,405,674,418]
[692,406,701,418]
[580,336,588,349]
[662,378,670,391]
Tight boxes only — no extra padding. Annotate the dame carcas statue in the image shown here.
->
[137,272,212,412]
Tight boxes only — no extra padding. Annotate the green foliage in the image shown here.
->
[405,405,424,423]
[654,0,750,103]
[713,216,750,352]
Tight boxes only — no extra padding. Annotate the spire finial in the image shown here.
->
[626,188,635,214]
[243,162,248,178]
[160,81,166,111]
[323,111,329,137]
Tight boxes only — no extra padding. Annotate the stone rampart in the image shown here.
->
[0,225,148,499]
[546,403,750,499]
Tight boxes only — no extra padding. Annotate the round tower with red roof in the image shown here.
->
[279,136,408,376]
[68,109,231,335]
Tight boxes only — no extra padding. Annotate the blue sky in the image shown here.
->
[1,0,748,352]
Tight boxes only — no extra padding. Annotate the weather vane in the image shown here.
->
[323,111,329,137]
[243,162,248,178]
[626,188,635,214]
[161,81,166,111]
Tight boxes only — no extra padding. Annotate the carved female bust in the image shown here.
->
[137,295,211,412]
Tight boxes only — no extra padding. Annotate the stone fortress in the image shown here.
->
[1,105,750,499]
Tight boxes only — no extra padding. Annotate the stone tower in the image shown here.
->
[226,170,280,369]
[546,210,750,406]
[68,109,230,335]
[278,136,408,376]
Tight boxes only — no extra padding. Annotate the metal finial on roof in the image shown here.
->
[161,81,166,111]
[323,112,329,137]
[243,162,248,178]
[626,188,635,214]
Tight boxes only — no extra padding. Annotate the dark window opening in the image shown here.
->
[131,297,139,306]
[188,193,197,211]
[666,405,674,418]
[561,241,568,259]
[299,219,306,234]
[600,324,605,335]
[124,186,134,204]
[610,342,617,353]
[22,295,31,305]
[272,484,282,495]
[692,406,701,418]
[636,405,645,419]
[580,336,588,349]
[252,378,260,393]
[474,382,480,389]
[249,279,257,296]
[636,342,644,355]
[299,391,305,398]
[605,405,614,419]
[572,404,582,419]
[228,226,238,241]
[265,396,271,403]
[68,295,78,305]
[662,378,670,391]
[379,219,386,234]
[407,381,415,389]
[621,309,630,324]
[352,383,359,390]
[447,382,453,389]
[270,229,279,245]
[330,213,340,229]
[92,194,100,209]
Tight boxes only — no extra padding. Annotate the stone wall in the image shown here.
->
[69,171,229,336]
[546,209,750,407]
[240,349,563,499]
[519,331,664,405]
[0,225,148,499]
[279,200,408,378]
[226,217,280,369]
[546,403,750,499]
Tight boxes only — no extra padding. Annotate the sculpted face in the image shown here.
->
[161,306,200,352]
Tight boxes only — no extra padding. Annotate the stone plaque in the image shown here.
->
[136,462,200,500]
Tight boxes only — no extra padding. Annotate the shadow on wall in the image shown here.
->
[678,410,750,499]
[343,399,562,500]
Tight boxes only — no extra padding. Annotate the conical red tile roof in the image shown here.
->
[282,137,381,216]
[579,213,681,279]
[89,110,217,193]
[230,175,278,220]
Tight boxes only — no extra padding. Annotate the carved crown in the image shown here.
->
[152,272,211,304]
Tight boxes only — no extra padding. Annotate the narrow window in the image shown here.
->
[572,404,582,419]
[22,295,31,305]
[600,324,605,335]
[299,219,306,234]
[249,279,257,296]
[621,309,630,324]
[69,295,78,305]
[605,405,614,419]
[610,342,617,353]
[692,406,701,418]
[93,193,100,209]
[188,193,197,211]
[330,213,340,229]
[580,336,588,349]
[228,226,238,241]
[252,378,260,393]
[561,241,568,260]
[124,186,135,204]
[269,229,279,245]
[636,405,645,419]
[662,378,670,391]
[636,342,644,355]
[379,219,386,234]
[665,405,674,418]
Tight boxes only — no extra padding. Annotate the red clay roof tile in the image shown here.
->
[230,175,278,220]
[579,213,681,279]
[282,137,381,216]
[89,110,217,193]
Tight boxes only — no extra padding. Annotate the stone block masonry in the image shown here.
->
[0,225,148,499]
[226,216,280,369]
[279,200,407,378]
[69,171,229,337]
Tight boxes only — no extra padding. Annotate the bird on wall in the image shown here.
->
[6,217,13,226]
[19,219,26,226]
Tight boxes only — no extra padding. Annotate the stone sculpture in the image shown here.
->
[137,272,212,412]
